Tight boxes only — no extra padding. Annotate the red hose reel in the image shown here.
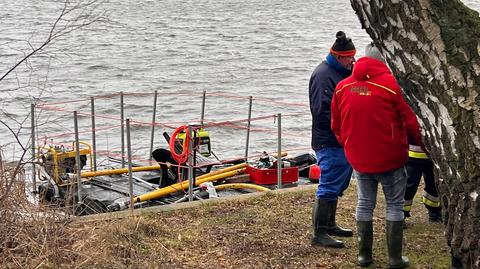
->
[169,125,191,164]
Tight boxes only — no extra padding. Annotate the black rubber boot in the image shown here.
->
[428,209,442,223]
[357,221,373,267]
[387,220,410,269]
[311,199,345,248]
[327,200,353,237]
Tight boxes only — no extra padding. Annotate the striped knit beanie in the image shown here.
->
[330,31,356,57]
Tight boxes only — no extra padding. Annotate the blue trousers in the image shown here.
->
[355,167,407,222]
[315,147,352,202]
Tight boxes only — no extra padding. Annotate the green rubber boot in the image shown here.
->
[387,220,410,269]
[311,199,345,248]
[327,200,353,237]
[357,221,373,267]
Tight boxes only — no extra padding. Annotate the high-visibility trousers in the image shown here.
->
[403,157,441,216]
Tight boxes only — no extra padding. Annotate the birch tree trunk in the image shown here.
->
[350,0,480,267]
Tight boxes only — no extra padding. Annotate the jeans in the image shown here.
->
[315,147,353,201]
[355,167,407,221]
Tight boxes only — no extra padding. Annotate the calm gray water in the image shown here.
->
[1,0,479,162]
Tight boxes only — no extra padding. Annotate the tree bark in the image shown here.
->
[350,0,480,267]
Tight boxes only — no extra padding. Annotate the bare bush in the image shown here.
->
[0,161,71,267]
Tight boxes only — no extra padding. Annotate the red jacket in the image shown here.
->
[331,57,423,173]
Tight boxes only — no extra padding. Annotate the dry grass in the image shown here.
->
[0,175,450,268]
[0,164,76,268]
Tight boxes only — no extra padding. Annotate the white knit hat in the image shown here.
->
[365,43,385,63]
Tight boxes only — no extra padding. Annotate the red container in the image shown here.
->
[308,164,321,182]
[246,165,299,185]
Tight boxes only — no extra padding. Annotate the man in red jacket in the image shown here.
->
[331,43,423,269]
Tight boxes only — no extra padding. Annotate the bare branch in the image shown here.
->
[0,120,27,152]
[0,0,106,82]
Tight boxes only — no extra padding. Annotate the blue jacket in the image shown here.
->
[309,54,351,150]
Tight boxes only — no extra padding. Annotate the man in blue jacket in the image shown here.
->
[309,31,356,248]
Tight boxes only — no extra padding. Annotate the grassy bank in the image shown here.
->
[1,181,449,268]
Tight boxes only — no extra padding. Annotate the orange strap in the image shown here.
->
[330,48,356,57]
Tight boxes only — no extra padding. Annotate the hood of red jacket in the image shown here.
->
[352,56,391,81]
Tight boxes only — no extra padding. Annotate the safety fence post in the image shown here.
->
[200,90,206,126]
[277,113,282,189]
[126,118,134,215]
[120,92,125,168]
[149,90,158,162]
[30,103,37,193]
[244,96,253,161]
[188,125,194,202]
[74,111,83,208]
[90,97,97,171]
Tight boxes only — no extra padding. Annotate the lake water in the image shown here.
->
[0,0,479,162]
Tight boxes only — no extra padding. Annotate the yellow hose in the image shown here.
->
[80,151,286,178]
[80,165,161,178]
[133,163,247,203]
[196,162,247,180]
[214,183,270,192]
[80,159,250,178]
